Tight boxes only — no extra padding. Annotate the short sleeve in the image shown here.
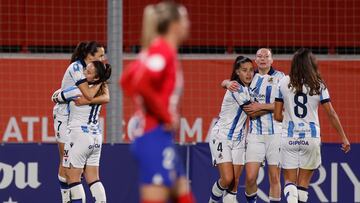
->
[320,87,331,104]
[69,62,86,86]
[275,84,284,102]
[231,87,251,108]
[60,86,82,102]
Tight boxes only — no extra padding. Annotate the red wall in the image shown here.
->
[1,0,360,48]
[0,58,359,143]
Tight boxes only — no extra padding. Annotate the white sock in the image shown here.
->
[284,183,298,203]
[209,180,227,203]
[69,182,85,203]
[223,191,238,203]
[297,186,309,203]
[58,175,70,203]
[269,196,281,202]
[89,180,107,203]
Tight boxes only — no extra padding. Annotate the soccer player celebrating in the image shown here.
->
[56,61,111,203]
[274,48,350,203]
[208,56,254,203]
[120,2,194,203]
[52,41,108,203]
[224,48,284,202]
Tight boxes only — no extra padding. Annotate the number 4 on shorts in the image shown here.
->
[217,142,223,152]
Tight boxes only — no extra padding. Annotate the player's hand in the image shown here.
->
[226,81,240,92]
[341,137,351,153]
[74,96,91,106]
[243,102,262,114]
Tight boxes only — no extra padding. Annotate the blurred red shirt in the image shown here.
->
[120,37,183,132]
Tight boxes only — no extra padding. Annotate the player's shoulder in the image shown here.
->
[144,38,176,72]
[68,60,85,72]
[278,75,290,86]
[271,67,285,79]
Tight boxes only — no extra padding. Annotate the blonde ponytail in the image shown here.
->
[141,5,158,50]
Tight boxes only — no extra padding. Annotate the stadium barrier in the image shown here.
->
[0,57,359,143]
[0,143,359,202]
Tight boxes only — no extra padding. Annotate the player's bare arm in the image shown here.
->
[75,83,110,106]
[274,101,283,122]
[322,102,351,153]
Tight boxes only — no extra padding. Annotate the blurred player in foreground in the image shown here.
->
[51,41,108,202]
[274,48,350,203]
[120,2,194,203]
[208,56,254,203]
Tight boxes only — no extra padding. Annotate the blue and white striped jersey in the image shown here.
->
[275,76,330,138]
[54,60,87,116]
[213,84,251,141]
[59,85,102,134]
[249,67,285,135]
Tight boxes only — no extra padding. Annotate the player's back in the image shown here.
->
[68,101,102,134]
[55,60,87,116]
[123,37,181,131]
[277,76,330,138]
[61,60,87,89]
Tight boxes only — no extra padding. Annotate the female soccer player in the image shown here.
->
[223,48,284,203]
[274,48,350,203]
[120,2,194,203]
[52,41,108,203]
[59,61,111,203]
[208,56,254,203]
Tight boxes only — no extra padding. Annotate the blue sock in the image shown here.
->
[245,191,257,203]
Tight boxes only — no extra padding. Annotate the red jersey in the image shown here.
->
[120,37,183,132]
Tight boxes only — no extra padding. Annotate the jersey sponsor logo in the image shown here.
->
[88,143,101,149]
[288,140,309,145]
[0,162,41,189]
[250,93,266,102]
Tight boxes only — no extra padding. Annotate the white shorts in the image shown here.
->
[245,133,281,166]
[209,138,246,166]
[53,112,69,144]
[62,128,103,169]
[280,137,321,170]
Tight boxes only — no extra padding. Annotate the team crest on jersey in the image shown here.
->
[268,77,274,83]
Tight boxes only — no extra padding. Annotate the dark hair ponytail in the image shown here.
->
[92,61,112,85]
[70,41,103,63]
[230,56,252,85]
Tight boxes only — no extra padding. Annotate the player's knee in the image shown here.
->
[297,186,308,203]
[283,183,298,203]
[221,173,234,188]
[245,173,257,186]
